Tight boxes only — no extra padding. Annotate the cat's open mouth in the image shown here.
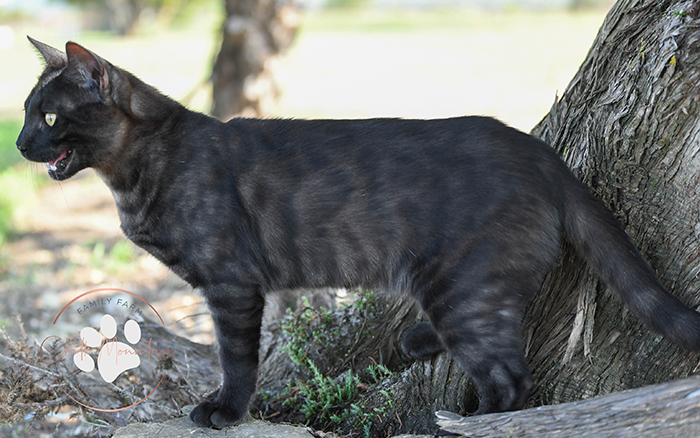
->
[43,149,73,178]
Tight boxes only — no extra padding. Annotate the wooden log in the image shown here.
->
[436,376,700,437]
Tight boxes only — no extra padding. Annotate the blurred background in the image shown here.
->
[0,0,615,124]
[0,0,613,434]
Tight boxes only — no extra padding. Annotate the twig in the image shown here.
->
[16,396,70,410]
[0,352,62,379]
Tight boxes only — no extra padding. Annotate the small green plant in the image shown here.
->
[279,360,398,435]
[353,288,376,312]
[345,368,396,437]
[364,362,392,382]
[285,363,359,424]
[279,298,332,366]
[269,290,398,435]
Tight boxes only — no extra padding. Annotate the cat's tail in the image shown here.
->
[560,168,700,351]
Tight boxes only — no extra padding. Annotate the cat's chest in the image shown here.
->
[114,193,254,288]
[113,195,182,264]
[118,213,168,261]
[119,214,202,285]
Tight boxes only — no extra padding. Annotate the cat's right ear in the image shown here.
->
[27,36,67,70]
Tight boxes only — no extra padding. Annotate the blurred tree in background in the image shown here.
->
[61,0,299,119]
[211,0,299,120]
[65,0,203,35]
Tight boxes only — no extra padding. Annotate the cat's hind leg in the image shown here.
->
[401,321,445,360]
[418,265,542,414]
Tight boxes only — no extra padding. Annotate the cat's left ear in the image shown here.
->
[64,42,109,91]
[28,36,67,70]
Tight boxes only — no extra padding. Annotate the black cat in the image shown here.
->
[17,38,700,427]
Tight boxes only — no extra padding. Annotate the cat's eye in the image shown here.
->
[45,113,57,127]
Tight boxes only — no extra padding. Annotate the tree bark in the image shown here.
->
[525,0,700,408]
[211,0,298,120]
[436,375,700,437]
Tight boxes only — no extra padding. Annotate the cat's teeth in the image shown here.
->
[43,162,58,171]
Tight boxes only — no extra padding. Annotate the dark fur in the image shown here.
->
[17,39,700,427]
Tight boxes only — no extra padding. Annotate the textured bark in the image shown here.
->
[211,0,298,120]
[436,375,700,437]
[340,353,477,436]
[525,0,700,408]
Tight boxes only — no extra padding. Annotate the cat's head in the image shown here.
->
[16,38,137,181]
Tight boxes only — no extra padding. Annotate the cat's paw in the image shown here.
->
[189,390,246,428]
[401,321,445,360]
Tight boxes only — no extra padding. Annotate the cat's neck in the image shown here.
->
[116,68,183,123]
[94,68,191,200]
[96,95,225,228]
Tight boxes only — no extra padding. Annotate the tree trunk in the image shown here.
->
[525,0,700,408]
[258,0,700,435]
[211,0,298,120]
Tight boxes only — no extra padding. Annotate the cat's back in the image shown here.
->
[227,115,558,173]
[227,115,566,219]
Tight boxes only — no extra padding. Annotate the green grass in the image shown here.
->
[0,119,38,247]
[0,167,36,246]
[0,120,23,172]
[90,240,139,274]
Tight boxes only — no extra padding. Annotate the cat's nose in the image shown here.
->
[16,128,27,152]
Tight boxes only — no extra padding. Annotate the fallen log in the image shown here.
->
[436,375,700,437]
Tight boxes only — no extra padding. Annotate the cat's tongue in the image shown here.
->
[44,150,70,173]
[48,150,68,167]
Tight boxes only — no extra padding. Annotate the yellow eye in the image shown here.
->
[45,113,56,127]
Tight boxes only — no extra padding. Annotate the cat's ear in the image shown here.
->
[27,36,67,70]
[64,42,110,91]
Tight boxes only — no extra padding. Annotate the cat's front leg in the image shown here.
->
[190,284,264,428]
